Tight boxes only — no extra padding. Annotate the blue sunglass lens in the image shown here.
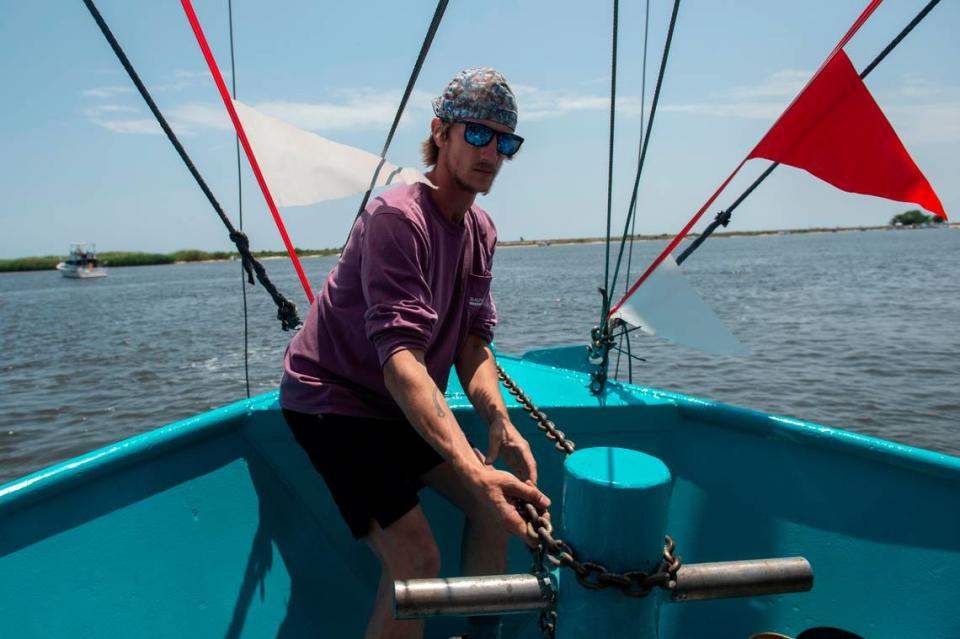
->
[464,123,494,147]
[496,135,522,156]
[461,122,523,156]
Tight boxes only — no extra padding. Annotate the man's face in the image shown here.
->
[435,118,513,195]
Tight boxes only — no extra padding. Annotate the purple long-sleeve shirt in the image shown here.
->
[279,182,498,419]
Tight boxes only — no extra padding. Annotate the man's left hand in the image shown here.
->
[485,417,538,485]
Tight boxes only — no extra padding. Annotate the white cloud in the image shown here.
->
[87,104,138,114]
[81,83,652,136]
[512,84,644,120]
[254,89,433,131]
[154,70,212,93]
[658,69,811,121]
[167,103,232,132]
[83,102,224,136]
[658,65,960,146]
[727,69,811,98]
[895,75,944,99]
[887,102,960,145]
[82,104,159,134]
[661,101,785,120]
[81,86,133,99]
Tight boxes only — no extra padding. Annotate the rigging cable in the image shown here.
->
[589,0,621,395]
[622,0,652,385]
[607,0,682,302]
[352,0,450,228]
[227,0,251,398]
[81,0,301,331]
[623,0,652,301]
[614,0,652,385]
[600,0,620,323]
[673,0,942,267]
[181,0,315,308]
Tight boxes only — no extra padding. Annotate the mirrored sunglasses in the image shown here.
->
[453,120,524,157]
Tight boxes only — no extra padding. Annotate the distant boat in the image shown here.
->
[56,243,107,279]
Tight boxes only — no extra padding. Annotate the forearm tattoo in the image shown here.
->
[432,387,446,418]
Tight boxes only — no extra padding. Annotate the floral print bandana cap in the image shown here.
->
[432,67,518,131]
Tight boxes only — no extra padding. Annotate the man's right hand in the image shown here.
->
[469,466,550,541]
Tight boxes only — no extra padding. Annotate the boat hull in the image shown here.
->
[1,352,957,638]
[56,262,107,279]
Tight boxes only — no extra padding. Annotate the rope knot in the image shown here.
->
[277,299,302,332]
[229,229,250,251]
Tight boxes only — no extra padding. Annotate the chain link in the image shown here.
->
[496,364,681,617]
[497,366,577,455]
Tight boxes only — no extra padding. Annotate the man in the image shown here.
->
[280,68,549,639]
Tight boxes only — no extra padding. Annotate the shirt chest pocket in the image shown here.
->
[466,272,492,314]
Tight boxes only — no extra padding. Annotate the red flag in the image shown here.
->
[748,50,946,220]
[609,0,948,319]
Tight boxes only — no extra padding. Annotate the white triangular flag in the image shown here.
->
[233,100,433,207]
[612,254,746,356]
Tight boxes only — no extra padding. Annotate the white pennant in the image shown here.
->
[233,100,433,207]
[612,254,746,356]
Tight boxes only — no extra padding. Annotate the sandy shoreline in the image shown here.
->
[496,223,956,249]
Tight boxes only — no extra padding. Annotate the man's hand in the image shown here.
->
[469,466,550,541]
[485,417,538,485]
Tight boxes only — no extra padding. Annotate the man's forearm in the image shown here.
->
[455,336,509,426]
[383,348,485,479]
[385,347,551,539]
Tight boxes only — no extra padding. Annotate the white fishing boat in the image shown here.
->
[55,243,107,279]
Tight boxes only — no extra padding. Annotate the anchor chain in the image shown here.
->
[495,364,681,636]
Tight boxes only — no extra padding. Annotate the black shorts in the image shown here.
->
[282,409,445,539]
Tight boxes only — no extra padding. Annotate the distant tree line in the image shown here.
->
[890,209,944,226]
[0,247,340,273]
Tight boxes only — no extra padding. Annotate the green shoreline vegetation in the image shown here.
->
[0,220,952,273]
[0,248,340,273]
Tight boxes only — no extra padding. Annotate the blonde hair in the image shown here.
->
[421,121,451,167]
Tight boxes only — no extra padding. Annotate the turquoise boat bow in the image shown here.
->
[1,348,957,638]
[6,1,954,636]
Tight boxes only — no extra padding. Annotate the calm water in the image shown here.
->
[1,228,958,483]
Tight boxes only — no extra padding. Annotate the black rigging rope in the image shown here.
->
[615,0,651,385]
[600,0,620,323]
[675,0,942,266]
[227,0,251,398]
[621,0,652,385]
[623,0,652,303]
[351,0,450,227]
[81,0,300,331]
[607,0,681,300]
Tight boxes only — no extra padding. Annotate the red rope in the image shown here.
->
[608,0,884,319]
[180,0,315,305]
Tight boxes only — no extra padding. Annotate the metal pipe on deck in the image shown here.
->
[394,558,812,619]
[671,557,812,601]
[394,573,555,619]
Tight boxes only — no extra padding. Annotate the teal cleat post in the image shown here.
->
[558,447,672,639]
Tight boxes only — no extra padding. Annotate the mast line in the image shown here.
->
[351,0,450,230]
[607,0,682,304]
[227,0,251,398]
[600,0,620,323]
[180,0,315,305]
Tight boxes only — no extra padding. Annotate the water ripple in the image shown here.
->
[1,229,958,482]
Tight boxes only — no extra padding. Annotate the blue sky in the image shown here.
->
[1,0,957,258]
